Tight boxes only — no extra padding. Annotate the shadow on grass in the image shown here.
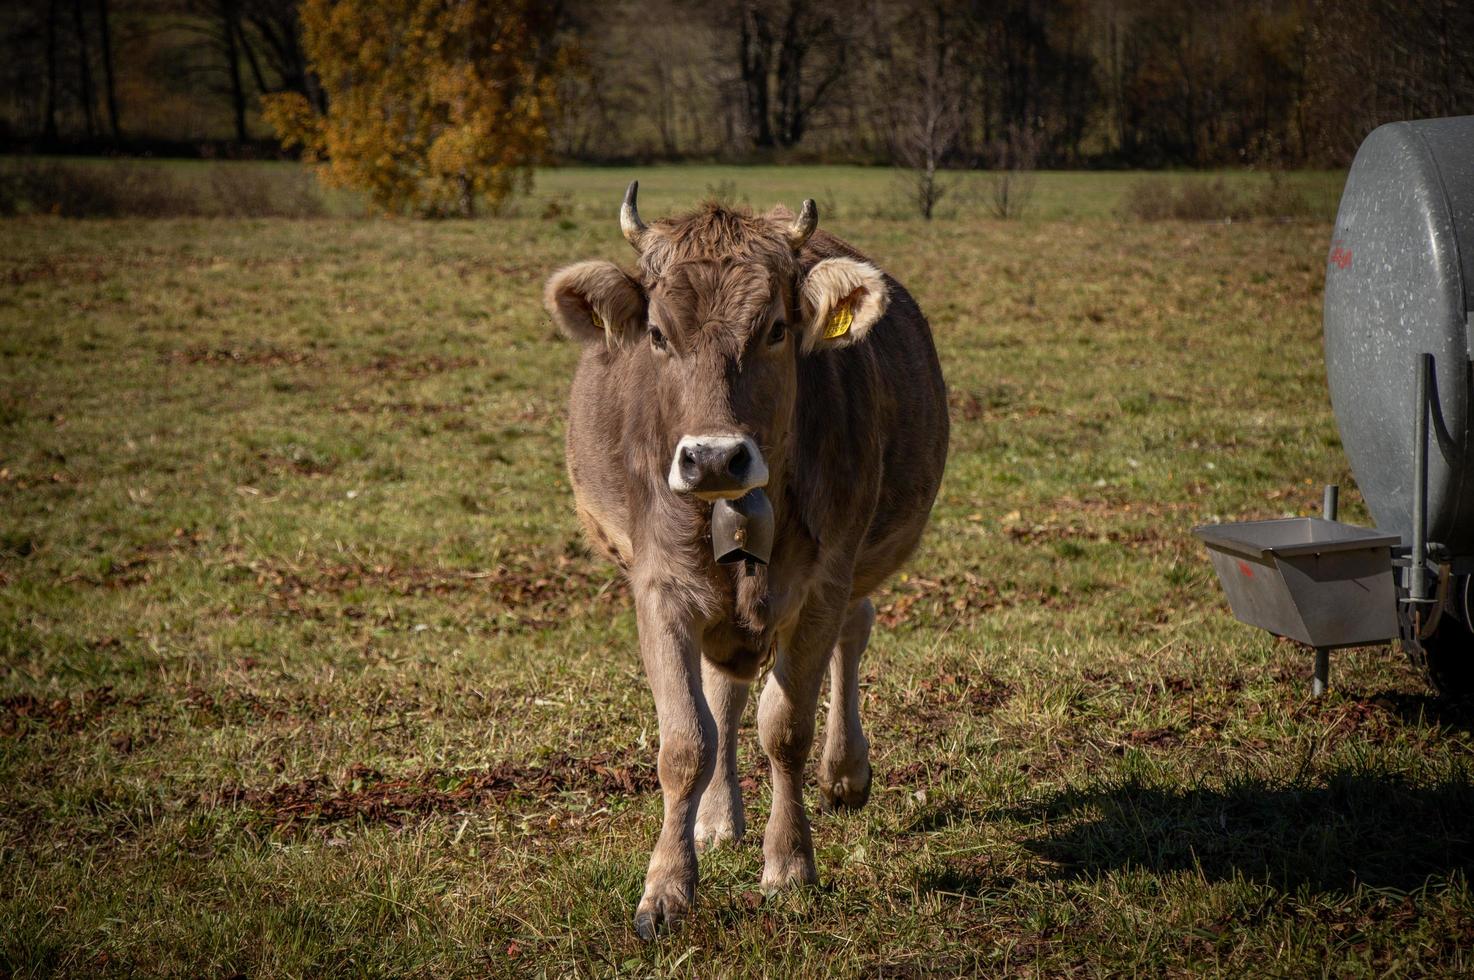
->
[997,767,1474,893]
[1370,691,1474,734]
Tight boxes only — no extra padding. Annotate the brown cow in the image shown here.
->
[543,183,948,937]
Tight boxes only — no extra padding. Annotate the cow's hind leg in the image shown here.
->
[694,659,748,850]
[819,597,875,810]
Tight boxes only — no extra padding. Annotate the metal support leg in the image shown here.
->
[1411,353,1432,602]
[1312,647,1330,697]
[1323,484,1339,522]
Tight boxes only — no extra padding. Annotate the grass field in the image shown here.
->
[2,166,1471,976]
[2,157,1346,223]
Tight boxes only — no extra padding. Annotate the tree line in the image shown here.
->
[3,0,1471,167]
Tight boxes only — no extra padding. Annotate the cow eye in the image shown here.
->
[768,320,787,345]
[650,327,667,351]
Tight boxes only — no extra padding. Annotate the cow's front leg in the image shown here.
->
[694,658,748,850]
[633,588,716,940]
[757,601,844,891]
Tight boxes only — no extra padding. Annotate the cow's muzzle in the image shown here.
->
[668,434,768,500]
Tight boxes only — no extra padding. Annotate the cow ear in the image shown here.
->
[797,258,888,353]
[544,260,646,347]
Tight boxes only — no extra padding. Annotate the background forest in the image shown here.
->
[4,0,1473,170]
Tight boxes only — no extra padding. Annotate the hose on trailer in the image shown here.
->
[1415,561,1451,640]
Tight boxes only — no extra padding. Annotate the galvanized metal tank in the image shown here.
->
[1324,115,1474,550]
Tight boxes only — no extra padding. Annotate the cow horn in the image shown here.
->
[787,199,818,251]
[620,180,649,252]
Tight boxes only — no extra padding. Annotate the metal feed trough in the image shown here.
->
[1195,114,1474,698]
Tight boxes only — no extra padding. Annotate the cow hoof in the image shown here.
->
[694,800,745,852]
[760,855,818,894]
[819,762,872,811]
[694,822,743,853]
[633,886,691,940]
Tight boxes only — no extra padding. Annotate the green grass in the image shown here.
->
[2,171,1470,977]
[2,156,1346,222]
[529,165,1346,222]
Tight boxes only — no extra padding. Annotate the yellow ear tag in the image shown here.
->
[590,309,605,330]
[823,303,853,340]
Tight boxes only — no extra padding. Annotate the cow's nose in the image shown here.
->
[669,435,768,499]
[680,441,747,484]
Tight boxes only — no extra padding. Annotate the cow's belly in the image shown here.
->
[851,421,948,596]
[851,514,930,598]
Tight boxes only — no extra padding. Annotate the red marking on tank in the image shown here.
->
[1237,560,1254,578]
[1328,245,1353,270]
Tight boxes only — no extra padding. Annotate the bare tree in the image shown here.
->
[240,0,326,113]
[69,0,97,138]
[1304,0,1474,162]
[43,0,61,141]
[738,2,775,147]
[97,0,119,138]
[771,0,846,146]
[985,124,1039,220]
[731,0,849,150]
[888,1,964,219]
[218,0,248,142]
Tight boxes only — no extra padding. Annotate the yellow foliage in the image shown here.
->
[264,0,566,218]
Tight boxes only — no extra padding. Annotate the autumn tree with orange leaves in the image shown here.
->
[265,0,568,217]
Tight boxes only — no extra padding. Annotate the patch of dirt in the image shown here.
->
[63,555,154,587]
[241,553,628,629]
[1120,725,1182,748]
[252,448,338,477]
[948,386,1029,422]
[333,399,470,416]
[876,671,1017,743]
[0,468,77,493]
[358,353,484,378]
[181,685,325,726]
[230,752,658,831]
[0,686,130,737]
[6,258,108,286]
[875,573,1064,627]
[60,530,210,589]
[165,346,317,367]
[884,759,952,788]
[1064,494,1196,520]
[915,671,1015,712]
[1303,695,1406,746]
[1080,669,1247,697]
[1003,516,1162,548]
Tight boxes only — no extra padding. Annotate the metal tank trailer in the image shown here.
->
[1195,115,1474,699]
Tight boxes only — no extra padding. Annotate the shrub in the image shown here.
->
[985,126,1040,220]
[207,166,326,218]
[0,160,327,218]
[1171,177,1241,221]
[1121,173,1314,222]
[0,160,183,217]
[264,0,569,218]
[1118,176,1174,221]
[1247,172,1313,220]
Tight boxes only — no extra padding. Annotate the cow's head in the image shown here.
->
[544,182,889,501]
